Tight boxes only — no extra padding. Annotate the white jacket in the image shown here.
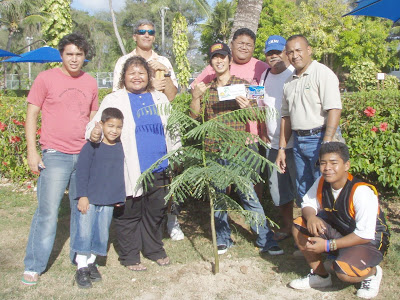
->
[85,88,181,197]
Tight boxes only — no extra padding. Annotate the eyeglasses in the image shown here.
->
[136,29,155,36]
[235,42,254,49]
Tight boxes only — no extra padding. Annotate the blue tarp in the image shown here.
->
[0,49,20,57]
[1,46,62,63]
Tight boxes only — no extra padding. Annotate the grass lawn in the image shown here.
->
[0,183,399,299]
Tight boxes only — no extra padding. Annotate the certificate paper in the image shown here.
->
[217,84,246,101]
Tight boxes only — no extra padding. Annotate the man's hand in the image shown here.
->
[77,197,90,214]
[148,60,168,73]
[235,95,251,109]
[90,121,102,142]
[307,215,327,237]
[305,237,326,254]
[152,78,167,91]
[27,150,44,174]
[276,150,286,173]
[192,82,209,99]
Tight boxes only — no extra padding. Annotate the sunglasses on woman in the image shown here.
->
[136,29,155,36]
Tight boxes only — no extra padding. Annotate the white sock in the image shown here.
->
[167,213,177,225]
[76,254,88,270]
[87,254,97,265]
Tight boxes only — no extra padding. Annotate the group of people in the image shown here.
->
[20,18,389,299]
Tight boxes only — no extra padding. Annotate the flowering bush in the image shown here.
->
[341,90,400,194]
[0,96,40,185]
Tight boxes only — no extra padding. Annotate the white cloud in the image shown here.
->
[71,0,126,13]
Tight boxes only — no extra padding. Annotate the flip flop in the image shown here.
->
[274,231,291,241]
[21,272,39,285]
[156,257,170,266]
[126,263,147,271]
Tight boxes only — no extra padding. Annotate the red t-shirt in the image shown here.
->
[27,68,99,154]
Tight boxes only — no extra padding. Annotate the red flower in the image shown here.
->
[12,119,24,126]
[371,126,378,132]
[27,185,32,189]
[379,122,388,132]
[2,162,8,166]
[364,106,376,117]
[0,121,6,131]
[36,128,41,136]
[9,136,21,143]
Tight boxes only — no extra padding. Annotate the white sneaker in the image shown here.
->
[289,270,332,290]
[357,265,383,299]
[167,214,184,241]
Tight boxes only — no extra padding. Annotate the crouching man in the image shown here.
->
[289,142,390,299]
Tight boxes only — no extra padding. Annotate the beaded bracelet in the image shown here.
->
[329,239,338,251]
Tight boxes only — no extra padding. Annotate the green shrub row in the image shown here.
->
[341,90,400,194]
[1,90,399,196]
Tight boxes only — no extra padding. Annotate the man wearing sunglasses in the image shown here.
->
[112,19,178,102]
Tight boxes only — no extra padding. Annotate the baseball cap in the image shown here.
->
[264,35,286,53]
[209,42,231,59]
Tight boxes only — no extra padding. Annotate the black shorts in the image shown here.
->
[294,216,383,277]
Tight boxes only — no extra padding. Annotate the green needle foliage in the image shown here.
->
[136,92,279,273]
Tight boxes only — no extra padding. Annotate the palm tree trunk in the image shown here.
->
[229,0,263,42]
[109,0,126,55]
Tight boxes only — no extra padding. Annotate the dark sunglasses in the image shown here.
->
[136,29,155,36]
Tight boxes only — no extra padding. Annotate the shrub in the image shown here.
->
[346,60,380,91]
[341,90,400,194]
[0,96,38,185]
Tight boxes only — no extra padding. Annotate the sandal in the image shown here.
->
[21,271,39,285]
[156,257,170,266]
[126,263,147,272]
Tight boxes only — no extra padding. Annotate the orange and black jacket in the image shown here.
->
[316,173,390,255]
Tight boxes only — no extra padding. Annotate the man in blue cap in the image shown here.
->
[259,35,299,240]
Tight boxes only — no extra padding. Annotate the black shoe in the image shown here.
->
[217,245,228,255]
[88,263,102,282]
[75,267,92,289]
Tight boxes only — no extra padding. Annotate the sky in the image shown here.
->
[71,0,219,14]
[71,0,126,13]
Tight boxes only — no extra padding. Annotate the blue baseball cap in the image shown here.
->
[264,35,286,53]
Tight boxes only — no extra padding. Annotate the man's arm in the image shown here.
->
[323,108,341,142]
[25,103,43,173]
[148,60,178,102]
[190,82,209,119]
[90,110,97,121]
[276,116,292,172]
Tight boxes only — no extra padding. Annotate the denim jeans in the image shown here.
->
[72,204,114,256]
[24,150,79,274]
[265,148,301,207]
[293,131,324,199]
[214,160,277,250]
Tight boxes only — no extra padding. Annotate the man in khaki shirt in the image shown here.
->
[276,35,342,199]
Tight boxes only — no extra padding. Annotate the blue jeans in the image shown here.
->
[24,150,79,274]
[72,204,114,256]
[265,148,301,207]
[293,131,324,199]
[214,160,277,250]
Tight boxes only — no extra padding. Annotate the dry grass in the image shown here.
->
[1,184,399,299]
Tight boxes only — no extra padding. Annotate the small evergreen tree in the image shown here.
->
[137,93,278,273]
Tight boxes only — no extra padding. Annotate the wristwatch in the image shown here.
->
[164,71,171,77]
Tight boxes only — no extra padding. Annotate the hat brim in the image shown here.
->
[210,50,230,59]
[264,45,285,54]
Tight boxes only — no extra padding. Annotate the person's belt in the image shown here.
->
[295,126,325,136]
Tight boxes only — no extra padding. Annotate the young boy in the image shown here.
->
[290,142,390,299]
[72,107,125,289]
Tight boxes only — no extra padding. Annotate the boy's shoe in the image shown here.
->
[21,271,39,286]
[356,265,383,299]
[217,243,234,255]
[88,263,102,282]
[260,245,284,256]
[289,270,332,290]
[75,267,92,289]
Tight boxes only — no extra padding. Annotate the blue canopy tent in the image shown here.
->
[343,0,400,23]
[0,49,20,57]
[1,46,62,63]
